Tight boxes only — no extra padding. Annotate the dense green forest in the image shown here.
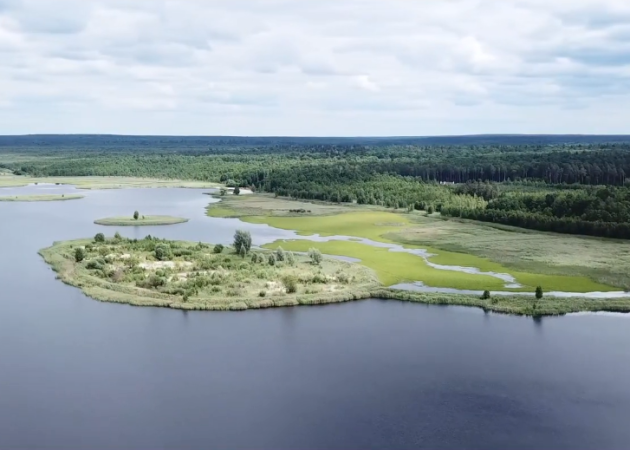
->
[2,135,630,239]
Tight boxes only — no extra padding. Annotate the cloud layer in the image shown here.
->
[1,0,629,135]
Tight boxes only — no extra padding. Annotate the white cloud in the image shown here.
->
[0,0,629,135]
[354,75,379,92]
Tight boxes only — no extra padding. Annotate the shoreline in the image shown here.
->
[39,238,630,317]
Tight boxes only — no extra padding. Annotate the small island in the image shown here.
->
[95,211,189,226]
[0,194,84,202]
[39,231,380,310]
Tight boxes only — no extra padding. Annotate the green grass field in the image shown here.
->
[388,215,630,289]
[208,194,622,292]
[94,215,189,226]
[0,194,84,202]
[206,193,367,218]
[263,240,613,292]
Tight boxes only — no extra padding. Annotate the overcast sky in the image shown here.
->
[0,0,629,136]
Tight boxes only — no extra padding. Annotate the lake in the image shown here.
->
[1,186,630,449]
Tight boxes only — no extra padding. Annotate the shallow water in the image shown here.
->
[3,186,630,448]
[391,281,630,299]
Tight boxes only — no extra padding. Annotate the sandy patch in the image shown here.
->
[265,281,285,293]
[228,188,253,195]
[138,261,193,270]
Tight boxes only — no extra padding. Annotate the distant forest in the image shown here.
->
[2,134,630,239]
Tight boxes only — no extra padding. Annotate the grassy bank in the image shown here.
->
[39,236,630,316]
[95,215,189,226]
[207,194,618,292]
[0,175,220,189]
[0,194,84,202]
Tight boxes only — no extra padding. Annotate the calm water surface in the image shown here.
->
[1,186,630,449]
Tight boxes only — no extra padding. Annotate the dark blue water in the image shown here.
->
[2,186,630,449]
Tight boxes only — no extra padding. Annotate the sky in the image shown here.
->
[0,0,629,136]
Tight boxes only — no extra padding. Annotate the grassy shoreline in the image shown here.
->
[39,237,630,316]
[94,215,189,226]
[0,194,84,202]
[0,175,220,190]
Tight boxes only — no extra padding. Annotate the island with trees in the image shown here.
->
[94,211,189,226]
[40,230,382,311]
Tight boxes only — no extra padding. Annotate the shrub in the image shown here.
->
[239,246,247,258]
[94,233,105,243]
[251,253,259,263]
[286,251,296,266]
[86,259,104,270]
[259,290,266,297]
[233,186,240,195]
[535,286,543,299]
[268,254,276,266]
[133,211,139,220]
[308,248,323,265]
[233,230,252,255]
[275,246,285,262]
[74,247,86,262]
[213,244,224,254]
[114,231,122,240]
[311,273,327,284]
[337,273,350,284]
[283,275,298,294]
[481,290,491,300]
[427,205,435,215]
[155,245,170,261]
[136,275,166,289]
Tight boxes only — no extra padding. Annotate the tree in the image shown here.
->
[233,230,252,255]
[133,210,139,220]
[239,246,246,258]
[481,290,491,300]
[275,246,285,262]
[308,248,323,265]
[94,233,105,243]
[233,186,241,195]
[535,286,544,299]
[74,247,86,263]
[213,244,224,254]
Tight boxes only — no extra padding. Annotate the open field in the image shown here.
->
[94,215,189,226]
[39,236,379,311]
[0,175,220,189]
[0,194,84,202]
[206,193,371,219]
[208,194,624,291]
[263,240,613,292]
[388,215,630,289]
